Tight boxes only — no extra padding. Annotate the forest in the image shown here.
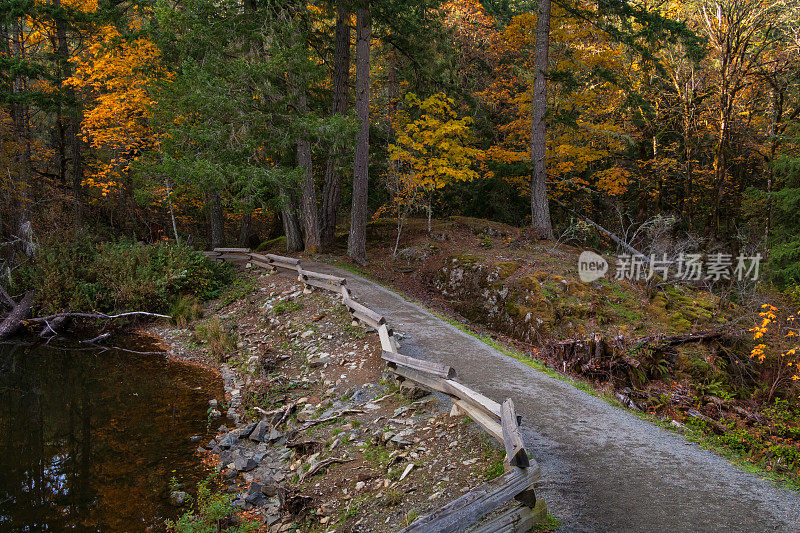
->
[1,0,797,268]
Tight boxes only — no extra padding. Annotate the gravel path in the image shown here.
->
[310,262,800,532]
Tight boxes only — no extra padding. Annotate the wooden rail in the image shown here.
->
[211,248,542,531]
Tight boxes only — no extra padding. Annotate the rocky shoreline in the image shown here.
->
[151,267,510,531]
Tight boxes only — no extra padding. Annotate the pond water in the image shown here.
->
[0,337,225,532]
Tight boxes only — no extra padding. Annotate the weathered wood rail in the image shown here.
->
[211,248,542,532]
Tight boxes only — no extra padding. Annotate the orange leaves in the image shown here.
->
[748,304,800,386]
[595,167,632,196]
[477,2,629,198]
[67,25,166,195]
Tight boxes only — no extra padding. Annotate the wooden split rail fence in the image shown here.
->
[207,248,542,532]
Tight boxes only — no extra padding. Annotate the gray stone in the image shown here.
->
[234,455,258,472]
[237,422,257,439]
[261,483,279,497]
[218,432,238,449]
[244,482,267,505]
[169,491,189,506]
[393,406,411,417]
[308,356,331,368]
[400,380,429,400]
[249,419,271,442]
[189,435,202,443]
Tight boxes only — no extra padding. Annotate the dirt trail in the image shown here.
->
[309,262,800,532]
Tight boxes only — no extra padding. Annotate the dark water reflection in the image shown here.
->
[0,338,224,532]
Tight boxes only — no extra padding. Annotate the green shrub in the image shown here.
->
[718,429,759,454]
[10,231,232,315]
[768,444,800,467]
[165,475,257,533]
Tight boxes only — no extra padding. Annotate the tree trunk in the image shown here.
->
[297,91,320,252]
[10,19,32,224]
[0,291,34,340]
[348,2,370,265]
[206,191,225,249]
[321,0,351,248]
[165,178,180,243]
[238,208,252,248]
[280,186,304,253]
[530,0,553,240]
[53,0,83,228]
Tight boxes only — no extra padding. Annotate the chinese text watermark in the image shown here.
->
[578,251,761,283]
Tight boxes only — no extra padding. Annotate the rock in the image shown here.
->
[236,422,257,439]
[390,429,414,447]
[222,468,238,479]
[268,428,282,442]
[355,481,365,491]
[245,482,267,505]
[400,381,429,401]
[296,405,316,422]
[308,356,332,368]
[300,330,314,339]
[218,432,239,449]
[169,491,189,506]
[209,399,218,408]
[261,482,279,497]
[249,419,271,442]
[399,463,414,481]
[208,409,222,419]
[189,435,202,443]
[234,455,258,472]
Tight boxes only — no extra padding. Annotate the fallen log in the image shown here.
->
[470,504,539,533]
[0,291,34,339]
[26,310,170,324]
[38,315,68,338]
[0,285,17,309]
[212,247,250,253]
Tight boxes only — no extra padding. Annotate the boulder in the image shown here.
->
[249,419,271,442]
[169,491,189,507]
[218,432,238,449]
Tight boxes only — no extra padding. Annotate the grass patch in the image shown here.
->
[535,513,563,531]
[273,300,303,315]
[194,316,237,359]
[218,275,255,308]
[483,459,504,481]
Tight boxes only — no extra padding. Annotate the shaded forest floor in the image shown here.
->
[258,216,800,490]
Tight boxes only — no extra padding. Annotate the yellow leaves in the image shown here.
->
[750,343,767,362]
[389,92,484,192]
[748,304,800,382]
[595,167,632,196]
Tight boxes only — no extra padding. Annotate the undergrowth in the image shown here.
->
[165,474,258,533]
[10,230,232,315]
